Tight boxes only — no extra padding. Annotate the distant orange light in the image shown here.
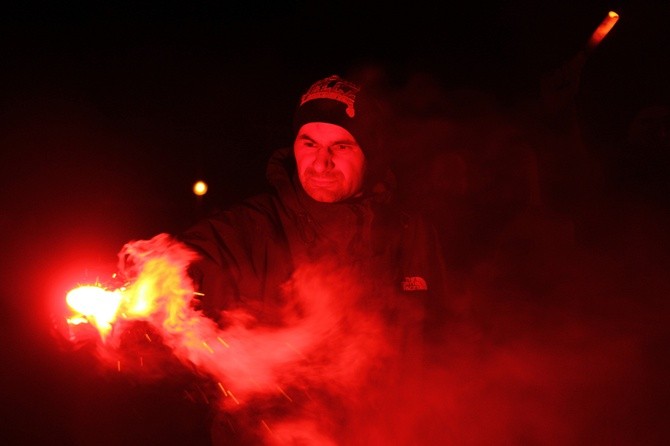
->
[587,11,619,50]
[193,180,208,196]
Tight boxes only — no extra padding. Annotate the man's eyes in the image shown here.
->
[300,142,354,151]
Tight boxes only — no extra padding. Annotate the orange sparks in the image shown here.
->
[276,385,293,402]
[261,420,273,434]
[587,11,619,50]
[227,390,240,405]
[216,383,240,404]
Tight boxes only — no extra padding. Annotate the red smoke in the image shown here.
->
[54,65,669,445]
[65,233,410,443]
[63,218,669,445]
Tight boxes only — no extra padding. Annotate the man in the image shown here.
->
[177,74,450,444]
[180,74,448,325]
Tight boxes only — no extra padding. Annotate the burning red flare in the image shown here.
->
[63,233,396,443]
[587,10,619,50]
[65,284,123,339]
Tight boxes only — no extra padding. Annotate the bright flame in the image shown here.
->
[66,285,123,338]
[587,10,619,50]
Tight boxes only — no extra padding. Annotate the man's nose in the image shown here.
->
[312,147,333,172]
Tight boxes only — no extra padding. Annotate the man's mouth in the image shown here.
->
[308,175,339,187]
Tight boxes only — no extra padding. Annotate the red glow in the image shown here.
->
[587,11,619,50]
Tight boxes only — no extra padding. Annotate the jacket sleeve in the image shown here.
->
[176,206,256,323]
[176,197,292,326]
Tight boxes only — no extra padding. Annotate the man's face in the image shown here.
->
[294,122,367,203]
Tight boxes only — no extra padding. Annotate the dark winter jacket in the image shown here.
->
[177,147,451,444]
[178,147,449,334]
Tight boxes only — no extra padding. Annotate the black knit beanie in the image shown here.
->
[292,75,389,192]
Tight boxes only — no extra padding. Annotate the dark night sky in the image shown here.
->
[2,1,670,444]
[4,1,665,270]
[0,3,628,242]
[5,0,665,227]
